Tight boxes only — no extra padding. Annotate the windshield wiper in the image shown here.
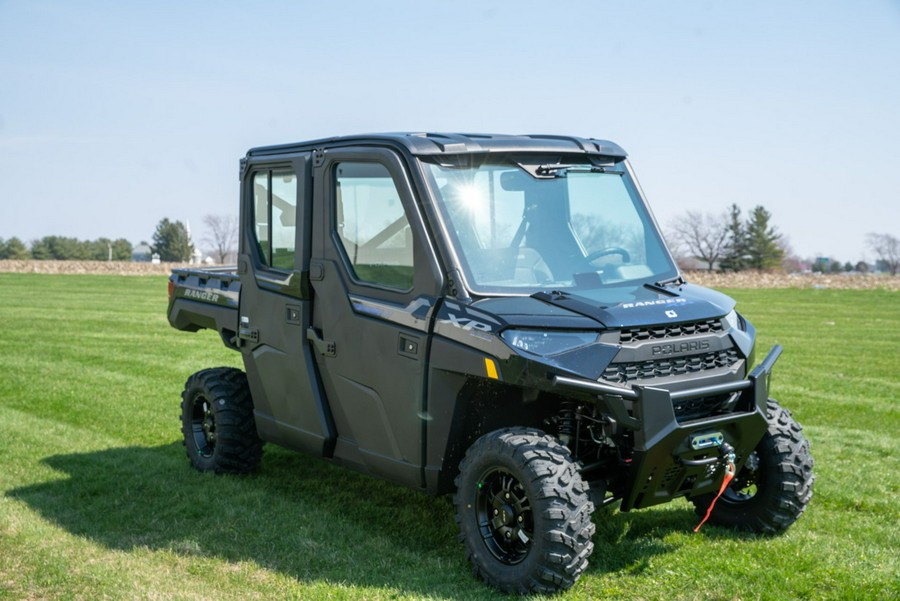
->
[532,289,570,301]
[644,275,685,296]
[654,275,685,287]
[531,290,610,323]
[533,164,624,178]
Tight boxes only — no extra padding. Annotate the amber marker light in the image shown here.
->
[484,358,499,380]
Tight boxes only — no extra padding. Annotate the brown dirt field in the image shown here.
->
[0,260,191,276]
[685,270,900,290]
[0,260,897,290]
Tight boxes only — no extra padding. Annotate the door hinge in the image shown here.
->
[307,327,336,357]
[238,326,259,344]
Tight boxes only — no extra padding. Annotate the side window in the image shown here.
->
[253,169,297,270]
[334,162,414,290]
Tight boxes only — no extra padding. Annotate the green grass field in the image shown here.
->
[1,274,897,600]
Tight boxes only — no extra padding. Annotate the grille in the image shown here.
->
[601,349,740,384]
[618,319,723,344]
[673,394,732,422]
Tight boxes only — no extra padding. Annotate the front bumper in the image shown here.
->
[553,345,781,511]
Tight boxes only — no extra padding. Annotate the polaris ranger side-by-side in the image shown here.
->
[167,133,814,594]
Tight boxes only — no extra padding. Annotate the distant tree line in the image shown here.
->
[0,237,30,259]
[150,215,238,263]
[796,240,899,276]
[669,203,783,271]
[810,258,869,274]
[669,206,898,275]
[0,214,235,264]
[0,236,133,261]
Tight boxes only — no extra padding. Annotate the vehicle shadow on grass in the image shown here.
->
[588,503,696,577]
[8,442,705,597]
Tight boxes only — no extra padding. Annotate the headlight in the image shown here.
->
[724,310,744,331]
[501,329,597,356]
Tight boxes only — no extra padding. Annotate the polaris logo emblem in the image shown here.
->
[652,340,711,356]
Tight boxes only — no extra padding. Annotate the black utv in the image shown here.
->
[167,132,814,594]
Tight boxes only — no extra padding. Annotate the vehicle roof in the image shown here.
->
[246,132,627,159]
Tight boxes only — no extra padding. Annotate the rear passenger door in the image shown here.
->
[237,154,335,457]
[309,147,443,487]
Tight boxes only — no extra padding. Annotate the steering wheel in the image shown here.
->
[584,247,631,264]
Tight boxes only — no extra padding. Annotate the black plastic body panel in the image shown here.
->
[168,268,241,348]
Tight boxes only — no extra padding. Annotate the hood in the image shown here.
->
[473,283,735,329]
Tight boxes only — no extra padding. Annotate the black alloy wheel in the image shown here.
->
[188,394,217,459]
[475,467,534,565]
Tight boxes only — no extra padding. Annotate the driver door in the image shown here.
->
[309,147,443,487]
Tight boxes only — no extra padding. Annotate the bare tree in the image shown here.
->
[866,232,899,275]
[669,211,729,271]
[202,214,239,264]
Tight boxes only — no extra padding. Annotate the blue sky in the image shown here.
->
[1,0,898,263]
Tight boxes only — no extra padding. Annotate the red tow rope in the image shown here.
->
[694,453,736,533]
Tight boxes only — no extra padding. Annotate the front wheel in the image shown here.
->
[690,398,814,533]
[180,367,263,473]
[454,428,595,594]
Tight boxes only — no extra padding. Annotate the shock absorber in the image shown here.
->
[557,401,578,447]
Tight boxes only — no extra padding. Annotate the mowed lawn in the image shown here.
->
[0,273,897,600]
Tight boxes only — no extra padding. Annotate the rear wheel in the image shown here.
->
[180,367,262,473]
[454,428,595,594]
[691,398,814,533]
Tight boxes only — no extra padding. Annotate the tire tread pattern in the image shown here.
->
[454,428,595,595]
[691,398,814,533]
[180,367,263,473]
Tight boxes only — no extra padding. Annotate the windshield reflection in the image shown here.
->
[425,157,677,295]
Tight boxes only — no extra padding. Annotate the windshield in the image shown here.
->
[425,156,678,295]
